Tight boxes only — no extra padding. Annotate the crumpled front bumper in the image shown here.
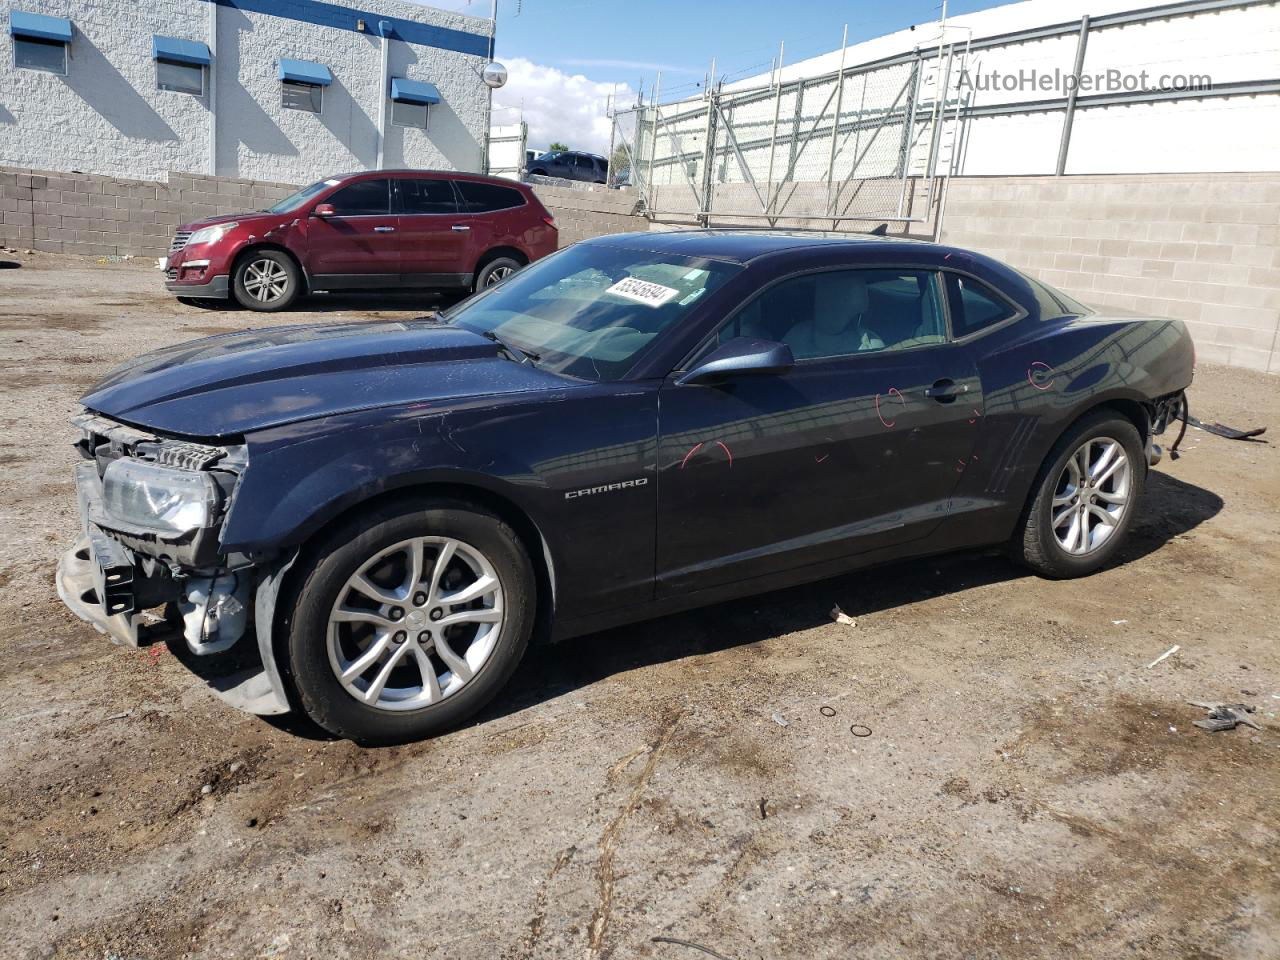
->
[55,535,168,648]
[55,464,294,716]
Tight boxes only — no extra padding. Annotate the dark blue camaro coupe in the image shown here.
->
[58,231,1193,741]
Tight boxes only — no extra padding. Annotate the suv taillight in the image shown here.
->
[542,214,556,227]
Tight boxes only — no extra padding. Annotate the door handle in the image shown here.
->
[451,225,470,232]
[373,225,396,233]
[924,378,967,402]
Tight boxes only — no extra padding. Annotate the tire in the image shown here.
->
[529,168,547,177]
[473,256,523,292]
[282,497,535,743]
[1012,411,1146,579]
[231,249,302,311]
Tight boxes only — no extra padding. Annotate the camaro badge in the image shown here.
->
[565,478,649,500]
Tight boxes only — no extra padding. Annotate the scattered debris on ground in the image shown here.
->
[831,604,856,626]
[1189,700,1263,732]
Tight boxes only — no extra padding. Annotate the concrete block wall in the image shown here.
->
[0,166,295,258]
[533,185,644,246]
[938,174,1280,374]
[0,165,646,258]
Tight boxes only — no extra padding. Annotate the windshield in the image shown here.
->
[447,244,740,381]
[266,178,338,213]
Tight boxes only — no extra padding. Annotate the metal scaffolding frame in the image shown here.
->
[607,0,1280,230]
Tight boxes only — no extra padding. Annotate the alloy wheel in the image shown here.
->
[483,265,514,286]
[1051,437,1131,555]
[326,537,504,711]
[242,258,290,302]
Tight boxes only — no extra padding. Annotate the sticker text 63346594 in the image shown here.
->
[605,277,680,308]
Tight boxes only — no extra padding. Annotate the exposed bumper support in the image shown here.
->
[56,535,293,716]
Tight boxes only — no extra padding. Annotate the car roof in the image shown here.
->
[327,169,531,188]
[583,229,940,265]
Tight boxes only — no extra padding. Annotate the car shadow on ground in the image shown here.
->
[259,470,1222,744]
[179,290,470,315]
[474,470,1224,729]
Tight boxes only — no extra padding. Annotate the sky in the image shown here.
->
[418,0,1011,153]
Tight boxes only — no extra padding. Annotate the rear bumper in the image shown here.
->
[164,273,229,299]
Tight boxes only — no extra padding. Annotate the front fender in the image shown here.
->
[221,406,551,555]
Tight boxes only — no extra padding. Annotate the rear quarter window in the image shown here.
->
[456,181,525,213]
[945,274,1019,337]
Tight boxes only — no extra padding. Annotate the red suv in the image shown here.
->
[163,170,558,311]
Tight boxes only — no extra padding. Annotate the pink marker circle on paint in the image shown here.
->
[875,387,906,428]
[1027,361,1055,391]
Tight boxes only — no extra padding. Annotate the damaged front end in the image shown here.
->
[55,413,293,715]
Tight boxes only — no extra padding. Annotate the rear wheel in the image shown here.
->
[1013,412,1145,578]
[474,256,522,292]
[232,249,301,311]
[283,498,535,743]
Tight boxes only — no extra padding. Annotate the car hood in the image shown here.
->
[81,321,568,438]
[179,211,281,232]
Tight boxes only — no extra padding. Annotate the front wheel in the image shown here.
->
[232,249,302,311]
[1012,412,1145,578]
[283,498,535,743]
[474,257,522,292]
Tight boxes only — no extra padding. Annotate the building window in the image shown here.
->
[151,36,210,97]
[392,99,429,129]
[13,34,66,74]
[157,59,204,96]
[10,11,73,75]
[282,79,323,113]
[389,77,440,131]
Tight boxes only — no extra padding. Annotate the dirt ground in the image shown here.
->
[0,252,1277,960]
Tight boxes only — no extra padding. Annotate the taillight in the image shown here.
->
[542,214,556,228]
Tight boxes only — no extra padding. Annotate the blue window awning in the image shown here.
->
[10,10,73,43]
[279,58,332,86]
[152,35,211,66]
[390,77,441,105]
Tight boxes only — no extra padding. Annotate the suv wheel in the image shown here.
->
[283,497,535,743]
[232,250,301,311]
[474,257,522,291]
[1012,411,1145,578]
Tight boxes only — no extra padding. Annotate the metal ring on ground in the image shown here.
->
[819,706,836,717]
[850,724,872,737]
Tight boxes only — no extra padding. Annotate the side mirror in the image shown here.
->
[312,203,336,218]
[676,337,794,386]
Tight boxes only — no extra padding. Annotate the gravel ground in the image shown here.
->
[0,253,1277,960]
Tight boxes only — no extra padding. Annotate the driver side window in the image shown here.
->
[718,269,946,360]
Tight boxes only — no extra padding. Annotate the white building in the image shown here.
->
[635,0,1280,194]
[0,0,496,183]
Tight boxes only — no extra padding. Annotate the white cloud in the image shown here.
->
[491,57,636,155]
[562,58,699,74]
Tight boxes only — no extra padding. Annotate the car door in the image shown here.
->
[306,177,399,287]
[452,180,529,275]
[393,175,468,287]
[571,154,596,182]
[655,267,984,597]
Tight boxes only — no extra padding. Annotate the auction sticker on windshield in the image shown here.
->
[606,277,680,307]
